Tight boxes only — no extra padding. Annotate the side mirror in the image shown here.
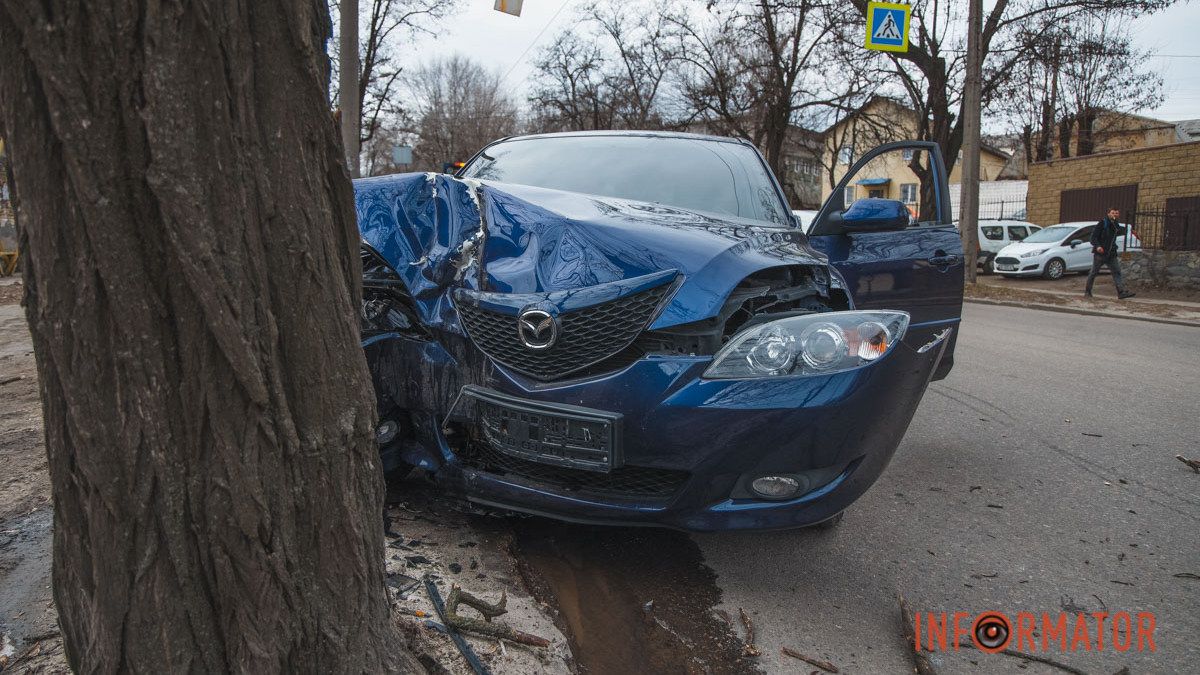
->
[841,198,909,232]
[1069,239,1083,248]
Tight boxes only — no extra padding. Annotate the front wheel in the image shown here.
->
[981,254,996,275]
[1043,258,1066,280]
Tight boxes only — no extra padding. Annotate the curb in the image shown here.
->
[964,298,1200,328]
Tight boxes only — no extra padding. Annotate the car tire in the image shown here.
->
[807,511,844,530]
[1043,258,1066,280]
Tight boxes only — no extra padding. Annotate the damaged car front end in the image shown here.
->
[357,132,963,531]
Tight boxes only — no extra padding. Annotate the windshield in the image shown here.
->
[1022,226,1074,244]
[461,135,791,226]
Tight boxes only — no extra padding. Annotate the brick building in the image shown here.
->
[1026,140,1200,230]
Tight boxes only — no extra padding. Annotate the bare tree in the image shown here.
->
[672,0,847,178]
[530,1,680,131]
[331,0,461,165]
[1059,10,1164,156]
[0,1,416,671]
[818,93,905,192]
[999,8,1162,165]
[836,0,1171,220]
[410,55,519,170]
[996,26,1065,166]
[530,30,615,131]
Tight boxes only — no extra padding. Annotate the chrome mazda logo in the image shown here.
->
[517,308,558,351]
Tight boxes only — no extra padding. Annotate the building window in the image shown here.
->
[837,146,853,165]
[843,186,855,205]
[900,183,918,203]
[902,148,914,162]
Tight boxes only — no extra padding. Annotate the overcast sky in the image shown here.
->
[404,0,1200,124]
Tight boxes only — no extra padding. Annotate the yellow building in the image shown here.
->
[820,98,1010,213]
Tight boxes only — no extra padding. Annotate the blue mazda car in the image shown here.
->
[356,131,963,531]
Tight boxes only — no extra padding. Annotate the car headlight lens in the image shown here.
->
[1019,248,1049,258]
[704,310,909,379]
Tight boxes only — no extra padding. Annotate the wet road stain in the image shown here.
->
[511,518,750,674]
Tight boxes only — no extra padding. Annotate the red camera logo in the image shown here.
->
[972,612,1011,653]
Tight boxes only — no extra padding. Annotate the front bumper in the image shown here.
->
[994,256,1046,277]
[365,320,955,531]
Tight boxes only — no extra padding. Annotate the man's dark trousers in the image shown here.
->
[1086,251,1128,295]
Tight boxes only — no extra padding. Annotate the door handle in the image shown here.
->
[928,254,959,266]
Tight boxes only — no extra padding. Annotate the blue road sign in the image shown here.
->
[865,2,910,53]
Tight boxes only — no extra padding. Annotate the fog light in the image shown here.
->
[376,420,399,445]
[750,475,800,499]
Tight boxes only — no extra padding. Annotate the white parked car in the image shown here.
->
[975,219,1042,273]
[993,221,1141,279]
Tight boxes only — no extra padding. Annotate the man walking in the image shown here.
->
[1085,207,1136,299]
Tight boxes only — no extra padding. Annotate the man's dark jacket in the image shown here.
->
[1090,217,1123,258]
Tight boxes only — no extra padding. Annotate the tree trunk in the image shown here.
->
[1076,107,1096,156]
[340,0,362,176]
[1058,114,1074,159]
[762,102,790,195]
[0,1,415,671]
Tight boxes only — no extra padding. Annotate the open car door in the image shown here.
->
[807,141,963,380]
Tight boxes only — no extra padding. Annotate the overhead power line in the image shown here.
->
[500,0,578,83]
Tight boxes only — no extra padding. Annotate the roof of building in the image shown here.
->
[824,96,1009,159]
[1175,119,1200,143]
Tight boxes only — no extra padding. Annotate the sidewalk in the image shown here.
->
[968,275,1200,326]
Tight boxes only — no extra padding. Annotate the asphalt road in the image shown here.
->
[694,303,1200,673]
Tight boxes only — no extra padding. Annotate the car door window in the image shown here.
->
[1067,226,1093,244]
[981,226,1003,240]
[1007,226,1029,241]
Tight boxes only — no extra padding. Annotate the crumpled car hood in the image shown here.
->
[355,173,831,331]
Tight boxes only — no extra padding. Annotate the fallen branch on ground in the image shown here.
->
[955,638,1087,675]
[781,646,838,673]
[444,583,549,648]
[424,576,490,675]
[1176,455,1200,473]
[447,585,508,622]
[897,594,937,675]
[739,607,760,657]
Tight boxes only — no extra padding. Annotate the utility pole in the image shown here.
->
[960,0,982,284]
[339,0,361,177]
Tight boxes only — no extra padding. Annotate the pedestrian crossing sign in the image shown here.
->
[865,2,910,53]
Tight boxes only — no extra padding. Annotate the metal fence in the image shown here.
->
[977,199,1028,221]
[1126,207,1200,251]
[949,180,1029,222]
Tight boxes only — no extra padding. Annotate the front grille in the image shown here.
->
[456,283,671,381]
[459,442,689,500]
[995,257,1020,265]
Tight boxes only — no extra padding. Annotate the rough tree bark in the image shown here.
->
[0,1,416,671]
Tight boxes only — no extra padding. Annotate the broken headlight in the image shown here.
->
[703,310,909,379]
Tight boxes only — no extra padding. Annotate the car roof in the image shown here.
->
[486,129,756,148]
